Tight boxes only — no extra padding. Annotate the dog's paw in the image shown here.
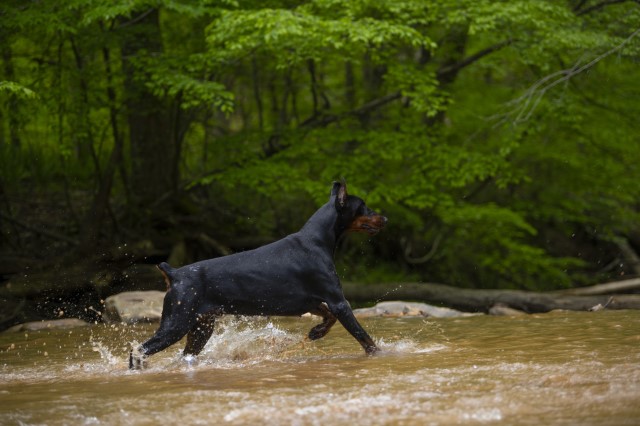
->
[365,344,381,356]
[308,328,323,341]
[129,349,148,370]
[183,354,198,367]
[308,324,331,341]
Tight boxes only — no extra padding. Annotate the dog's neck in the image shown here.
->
[299,201,342,251]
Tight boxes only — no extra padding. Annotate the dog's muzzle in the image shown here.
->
[349,214,388,235]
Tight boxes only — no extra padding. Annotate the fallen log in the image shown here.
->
[555,278,640,296]
[342,282,640,314]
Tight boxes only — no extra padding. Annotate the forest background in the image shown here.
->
[1,0,639,326]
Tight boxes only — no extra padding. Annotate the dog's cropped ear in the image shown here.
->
[331,181,348,209]
[330,181,341,199]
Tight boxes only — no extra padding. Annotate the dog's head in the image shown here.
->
[331,181,387,236]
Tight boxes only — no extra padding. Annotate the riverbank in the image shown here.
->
[3,271,640,333]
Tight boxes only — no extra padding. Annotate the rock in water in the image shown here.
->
[103,291,165,323]
[488,303,527,316]
[353,300,475,318]
[5,318,90,332]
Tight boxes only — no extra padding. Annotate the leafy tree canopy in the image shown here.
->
[1,0,639,291]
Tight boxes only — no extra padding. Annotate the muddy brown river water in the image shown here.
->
[1,310,639,425]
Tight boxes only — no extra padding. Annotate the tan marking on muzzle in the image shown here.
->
[348,214,387,234]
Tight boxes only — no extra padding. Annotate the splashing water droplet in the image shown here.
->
[91,341,120,366]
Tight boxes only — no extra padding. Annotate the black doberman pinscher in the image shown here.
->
[129,182,387,369]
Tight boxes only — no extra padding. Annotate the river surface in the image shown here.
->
[1,310,639,425]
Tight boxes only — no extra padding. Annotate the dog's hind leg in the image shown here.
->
[183,312,217,356]
[308,302,337,340]
[131,317,196,369]
[130,286,200,369]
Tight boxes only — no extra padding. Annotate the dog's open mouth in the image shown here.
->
[361,223,383,235]
[349,215,387,235]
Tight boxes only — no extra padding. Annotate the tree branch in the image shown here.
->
[0,212,79,245]
[575,0,639,16]
[436,39,514,81]
[402,232,444,264]
[572,0,589,12]
[300,40,511,129]
[490,27,640,126]
[301,91,402,128]
[117,8,156,29]
[342,281,640,313]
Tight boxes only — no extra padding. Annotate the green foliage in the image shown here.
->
[437,202,584,289]
[0,81,37,99]
[2,0,640,290]
[136,55,235,112]
[205,3,435,68]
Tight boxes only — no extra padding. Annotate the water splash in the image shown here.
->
[376,337,447,354]
[198,317,305,367]
[90,340,121,366]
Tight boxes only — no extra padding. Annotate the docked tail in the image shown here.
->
[156,262,177,290]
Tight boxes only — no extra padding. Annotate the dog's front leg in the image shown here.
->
[329,299,379,355]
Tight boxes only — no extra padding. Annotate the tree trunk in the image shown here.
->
[614,237,640,276]
[344,61,356,109]
[1,41,21,149]
[78,45,126,249]
[342,281,640,313]
[121,9,177,207]
[556,278,640,296]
